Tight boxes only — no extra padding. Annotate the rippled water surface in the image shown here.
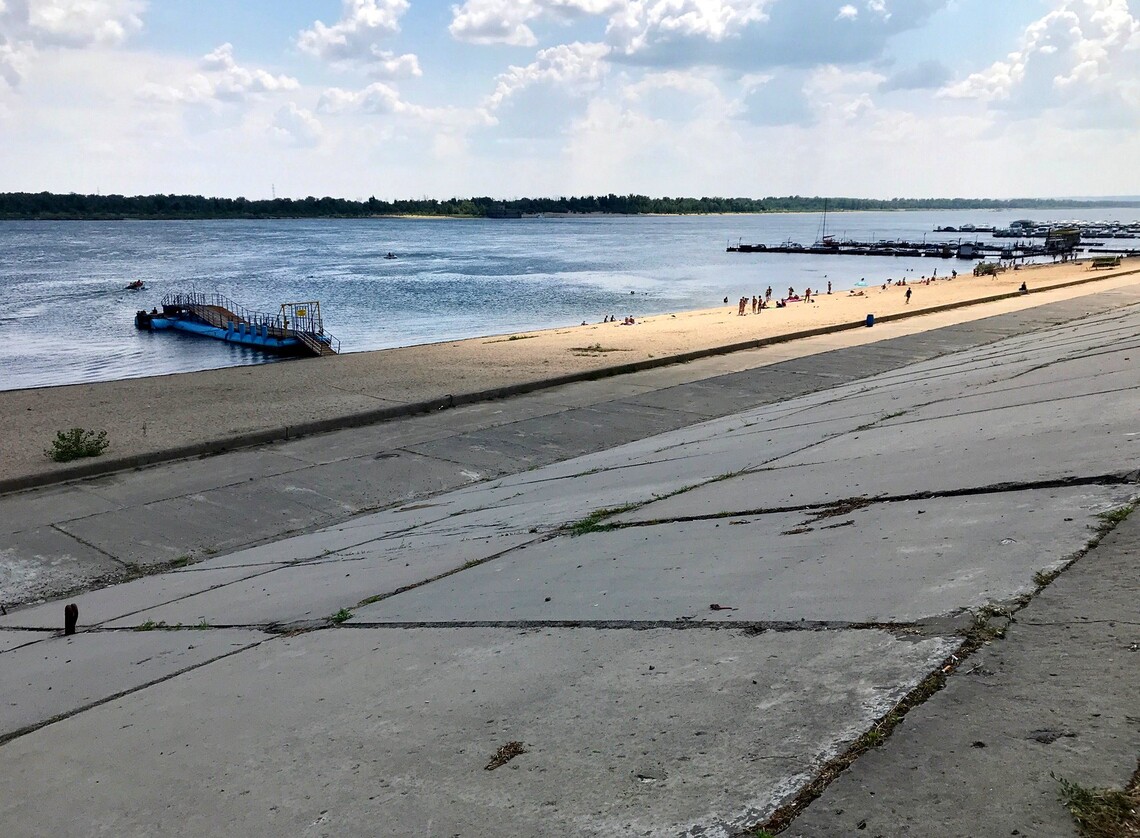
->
[2,209,1132,390]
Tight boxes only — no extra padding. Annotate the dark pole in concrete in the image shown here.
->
[64,603,78,635]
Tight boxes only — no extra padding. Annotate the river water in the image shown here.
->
[1,207,1134,391]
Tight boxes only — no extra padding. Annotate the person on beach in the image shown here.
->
[1019,282,1028,294]
[765,286,772,301]
[804,288,812,303]
[752,295,758,314]
[788,286,794,299]
[827,280,832,294]
[905,287,912,304]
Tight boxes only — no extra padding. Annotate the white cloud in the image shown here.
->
[272,102,323,147]
[450,0,540,46]
[367,50,421,79]
[0,0,143,86]
[137,44,299,107]
[484,41,610,110]
[0,39,32,86]
[319,80,403,114]
[879,59,951,92]
[604,0,946,70]
[297,0,413,68]
[802,64,881,122]
[26,0,143,48]
[318,80,491,132]
[202,44,299,100]
[942,0,1140,117]
[606,0,773,55]
[449,0,623,46]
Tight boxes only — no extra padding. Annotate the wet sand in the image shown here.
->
[2,259,1138,490]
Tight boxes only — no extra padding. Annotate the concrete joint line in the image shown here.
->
[49,523,131,569]
[0,638,270,749]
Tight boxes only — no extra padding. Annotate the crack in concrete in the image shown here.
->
[1019,619,1140,627]
[598,473,1139,531]
[338,619,926,634]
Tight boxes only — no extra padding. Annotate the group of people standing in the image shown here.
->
[732,280,834,315]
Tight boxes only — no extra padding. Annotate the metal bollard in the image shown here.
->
[64,603,79,635]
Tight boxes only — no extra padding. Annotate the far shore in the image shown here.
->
[2,258,1138,491]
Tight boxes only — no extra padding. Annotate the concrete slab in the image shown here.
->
[0,564,280,629]
[789,513,1140,838]
[0,627,954,838]
[0,628,264,739]
[355,488,1118,625]
[105,531,539,627]
[630,392,1137,522]
[503,375,666,408]
[53,486,329,568]
[0,529,126,609]
[557,400,707,442]
[256,449,485,516]
[266,397,579,466]
[0,484,120,535]
[77,449,307,507]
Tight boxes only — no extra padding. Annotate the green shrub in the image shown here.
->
[44,428,109,462]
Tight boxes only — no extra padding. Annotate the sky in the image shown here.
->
[1,0,1138,200]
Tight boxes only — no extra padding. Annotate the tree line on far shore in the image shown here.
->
[1,191,1136,220]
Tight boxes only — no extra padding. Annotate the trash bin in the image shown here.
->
[865,313,875,327]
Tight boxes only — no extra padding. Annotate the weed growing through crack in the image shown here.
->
[961,605,1008,643]
[1096,503,1135,529]
[330,608,353,624]
[1054,770,1140,838]
[565,503,640,536]
[135,620,166,631]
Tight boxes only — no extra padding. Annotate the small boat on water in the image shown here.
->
[136,292,340,357]
[125,280,145,291]
[384,252,397,259]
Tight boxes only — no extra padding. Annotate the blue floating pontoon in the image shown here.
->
[135,292,339,357]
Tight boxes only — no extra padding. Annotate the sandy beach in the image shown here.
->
[2,258,1138,490]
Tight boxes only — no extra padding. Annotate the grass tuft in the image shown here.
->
[1054,770,1140,838]
[1097,503,1135,528]
[44,428,109,462]
[330,607,353,624]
